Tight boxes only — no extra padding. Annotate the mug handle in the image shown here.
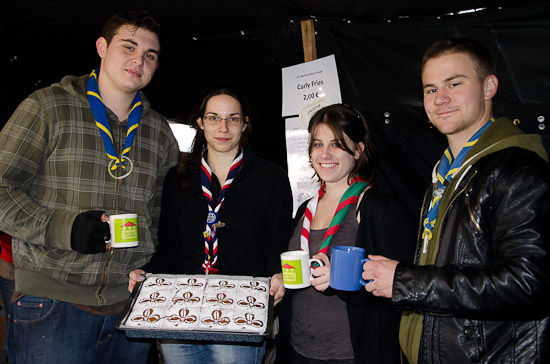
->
[359,258,373,286]
[308,258,324,278]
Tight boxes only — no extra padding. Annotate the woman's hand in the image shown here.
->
[270,273,285,306]
[128,269,146,293]
[311,252,331,292]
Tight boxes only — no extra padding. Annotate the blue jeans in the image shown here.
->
[0,276,15,362]
[160,339,265,364]
[0,275,15,318]
[7,294,151,364]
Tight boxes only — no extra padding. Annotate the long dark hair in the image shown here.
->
[177,85,252,189]
[308,103,376,184]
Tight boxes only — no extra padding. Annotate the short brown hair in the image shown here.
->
[422,37,495,80]
[101,10,161,45]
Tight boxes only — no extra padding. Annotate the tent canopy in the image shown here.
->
[3,0,550,216]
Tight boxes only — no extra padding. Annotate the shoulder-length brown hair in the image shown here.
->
[308,103,376,184]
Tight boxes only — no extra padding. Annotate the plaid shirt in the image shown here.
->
[0,74,179,305]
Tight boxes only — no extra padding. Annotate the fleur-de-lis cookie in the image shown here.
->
[173,291,201,304]
[139,291,166,304]
[145,277,172,287]
[210,280,235,290]
[206,292,234,305]
[177,278,204,288]
[201,309,231,326]
[240,281,267,292]
[131,308,162,323]
[166,308,197,324]
[235,312,264,328]
[237,296,265,309]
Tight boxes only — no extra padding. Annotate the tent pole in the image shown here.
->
[301,19,317,62]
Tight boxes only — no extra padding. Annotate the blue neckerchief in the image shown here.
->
[86,68,142,171]
[422,118,494,243]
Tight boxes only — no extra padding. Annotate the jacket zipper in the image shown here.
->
[98,248,115,304]
[437,169,479,255]
[463,171,482,234]
[97,120,123,304]
[415,189,432,263]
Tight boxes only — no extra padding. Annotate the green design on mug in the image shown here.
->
[281,259,303,285]
[114,217,138,242]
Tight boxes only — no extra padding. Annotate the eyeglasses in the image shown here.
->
[203,115,243,127]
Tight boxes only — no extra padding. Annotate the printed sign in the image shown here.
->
[281,55,342,117]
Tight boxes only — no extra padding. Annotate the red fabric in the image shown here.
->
[0,233,13,264]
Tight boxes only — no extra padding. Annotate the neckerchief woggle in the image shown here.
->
[200,146,244,274]
[421,118,494,253]
[87,69,142,179]
[301,175,369,267]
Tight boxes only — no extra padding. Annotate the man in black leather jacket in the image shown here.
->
[362,37,550,364]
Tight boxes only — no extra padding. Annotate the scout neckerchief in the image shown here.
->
[421,118,494,254]
[86,69,142,179]
[200,146,244,274]
[300,176,369,262]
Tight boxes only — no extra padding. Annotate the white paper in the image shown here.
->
[285,117,319,216]
[298,96,332,129]
[169,122,197,152]
[281,55,342,117]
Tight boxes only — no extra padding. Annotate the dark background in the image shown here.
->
[3,0,550,218]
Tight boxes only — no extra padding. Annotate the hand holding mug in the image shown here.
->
[362,255,399,298]
[311,252,331,292]
[70,210,110,254]
[280,250,324,289]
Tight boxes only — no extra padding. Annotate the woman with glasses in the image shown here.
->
[128,85,293,364]
[277,104,415,364]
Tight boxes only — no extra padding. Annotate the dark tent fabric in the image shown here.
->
[3,1,550,219]
[315,3,550,216]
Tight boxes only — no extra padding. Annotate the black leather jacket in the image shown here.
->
[393,145,550,363]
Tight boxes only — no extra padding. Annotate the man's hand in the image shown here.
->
[362,255,399,298]
[71,211,110,254]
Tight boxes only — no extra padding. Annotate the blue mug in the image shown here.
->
[330,246,369,291]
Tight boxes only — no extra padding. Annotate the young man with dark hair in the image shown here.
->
[363,37,550,363]
[0,10,178,363]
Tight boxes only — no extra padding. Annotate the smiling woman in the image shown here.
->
[278,103,415,364]
[197,94,248,171]
[128,85,294,364]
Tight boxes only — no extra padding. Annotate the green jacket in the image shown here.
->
[0,73,179,306]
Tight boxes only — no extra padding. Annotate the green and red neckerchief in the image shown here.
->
[300,176,369,257]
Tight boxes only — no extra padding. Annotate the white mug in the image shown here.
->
[280,250,323,289]
[107,213,139,248]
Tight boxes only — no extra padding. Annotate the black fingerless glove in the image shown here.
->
[71,210,110,254]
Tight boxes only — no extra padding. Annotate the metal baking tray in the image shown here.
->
[117,274,274,343]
